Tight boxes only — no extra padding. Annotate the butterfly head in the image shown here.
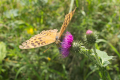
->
[55,36,61,44]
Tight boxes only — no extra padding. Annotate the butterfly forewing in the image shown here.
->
[58,8,76,38]
[19,29,58,49]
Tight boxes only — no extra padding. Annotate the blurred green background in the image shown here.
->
[0,0,120,80]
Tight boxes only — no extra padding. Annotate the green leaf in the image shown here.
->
[96,49,114,67]
[0,42,7,63]
[3,9,19,18]
[96,39,120,58]
[75,0,79,7]
[15,66,26,79]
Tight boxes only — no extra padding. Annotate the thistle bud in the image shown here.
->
[86,30,96,44]
[85,30,96,49]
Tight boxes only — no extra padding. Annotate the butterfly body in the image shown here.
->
[19,8,76,49]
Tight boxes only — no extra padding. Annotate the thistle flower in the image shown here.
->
[86,30,96,44]
[85,30,96,49]
[86,30,93,35]
[60,32,73,58]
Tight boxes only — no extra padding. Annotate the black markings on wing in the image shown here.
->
[59,7,76,38]
[19,29,58,49]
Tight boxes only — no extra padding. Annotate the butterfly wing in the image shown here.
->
[19,29,58,49]
[58,8,76,38]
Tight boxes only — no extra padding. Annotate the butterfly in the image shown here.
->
[19,8,76,49]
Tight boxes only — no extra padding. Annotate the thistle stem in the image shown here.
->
[93,45,108,80]
[93,45,101,66]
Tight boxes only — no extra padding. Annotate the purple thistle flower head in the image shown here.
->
[86,30,93,35]
[60,31,73,58]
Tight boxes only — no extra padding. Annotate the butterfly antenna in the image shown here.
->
[43,45,53,53]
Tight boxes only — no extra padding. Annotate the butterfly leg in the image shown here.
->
[43,45,53,53]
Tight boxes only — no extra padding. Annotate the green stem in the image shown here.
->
[106,70,112,80]
[101,67,106,80]
[93,45,105,80]
[93,45,112,80]
[93,45,101,66]
[69,0,74,13]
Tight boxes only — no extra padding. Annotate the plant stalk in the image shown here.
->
[69,0,74,12]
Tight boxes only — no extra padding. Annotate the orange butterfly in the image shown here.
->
[19,8,76,49]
